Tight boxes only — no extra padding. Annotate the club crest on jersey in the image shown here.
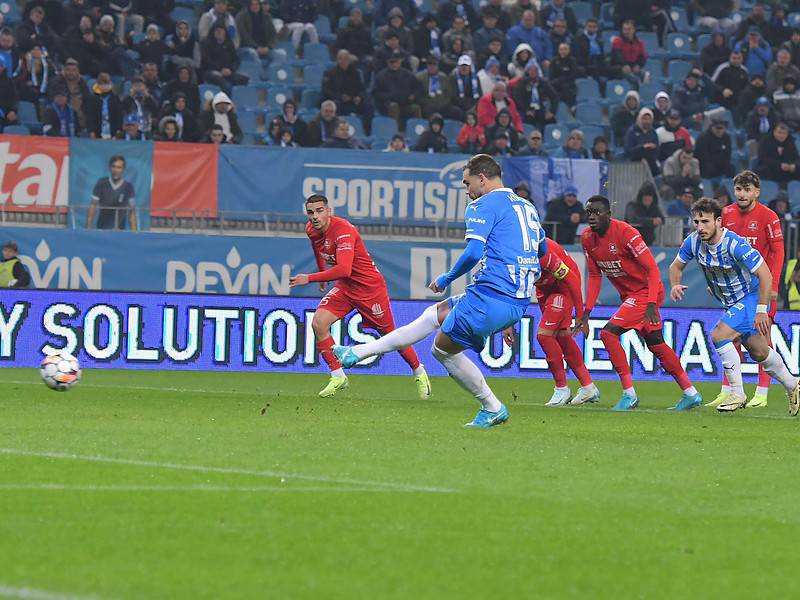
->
[608,243,618,254]
[371,303,384,317]
[748,222,758,231]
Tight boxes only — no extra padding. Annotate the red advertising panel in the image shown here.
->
[151,142,218,217]
[0,135,70,213]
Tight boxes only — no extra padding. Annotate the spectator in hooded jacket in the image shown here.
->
[772,76,800,131]
[417,53,461,120]
[651,91,671,128]
[506,11,552,68]
[158,92,199,142]
[738,72,768,124]
[592,136,612,160]
[656,109,693,161]
[456,110,486,154]
[624,107,660,175]
[201,21,248,93]
[549,43,583,110]
[573,18,605,81]
[734,28,772,77]
[280,0,319,49]
[712,50,751,111]
[383,133,409,152]
[473,8,504,56]
[756,122,800,183]
[235,0,279,63]
[373,0,417,27]
[336,7,372,62]
[554,129,590,159]
[544,186,585,244]
[436,0,478,31]
[322,50,373,127]
[701,29,730,76]
[414,113,448,153]
[197,90,242,144]
[766,3,793,50]
[87,72,122,139]
[373,51,422,128]
[411,13,442,63]
[132,24,170,68]
[507,42,534,79]
[451,54,482,115]
[610,20,647,84]
[484,108,521,150]
[511,59,557,131]
[662,148,702,197]
[167,20,202,73]
[477,80,523,132]
[378,8,415,58]
[611,89,640,146]
[477,54,505,94]
[156,116,182,142]
[746,96,777,142]
[198,0,239,46]
[693,117,734,180]
[624,181,664,245]
[163,65,200,115]
[276,99,309,147]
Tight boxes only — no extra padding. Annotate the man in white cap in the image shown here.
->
[450,54,482,114]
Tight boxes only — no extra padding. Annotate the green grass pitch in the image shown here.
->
[1,368,799,599]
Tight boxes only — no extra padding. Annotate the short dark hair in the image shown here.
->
[733,170,760,189]
[464,154,501,179]
[586,195,611,210]
[691,197,722,219]
[305,194,329,206]
[109,154,125,167]
[2,241,18,252]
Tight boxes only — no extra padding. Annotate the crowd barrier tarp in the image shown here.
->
[151,142,218,217]
[1,290,797,383]
[0,135,69,212]
[1,226,720,307]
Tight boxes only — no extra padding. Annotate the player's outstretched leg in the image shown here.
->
[537,332,572,406]
[643,332,703,411]
[600,327,638,411]
[755,347,800,416]
[558,334,600,405]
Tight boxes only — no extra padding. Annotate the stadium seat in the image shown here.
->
[696,34,712,51]
[0,1,19,24]
[759,179,780,202]
[576,78,600,103]
[443,119,462,141]
[300,88,321,110]
[603,79,631,107]
[638,81,663,105]
[788,181,800,212]
[341,114,365,138]
[602,30,616,49]
[600,2,614,28]
[238,61,263,84]
[667,60,692,83]
[232,86,261,110]
[790,12,800,28]
[267,64,293,85]
[580,125,606,144]
[576,103,603,125]
[237,111,258,134]
[670,7,691,33]
[266,85,292,108]
[543,123,569,148]
[572,2,592,24]
[3,124,30,135]
[372,115,398,139]
[405,118,428,144]
[666,33,692,59]
[17,101,38,124]
[370,137,390,151]
[303,43,330,64]
[645,58,664,81]
[170,7,197,28]
[315,17,335,44]
[303,64,326,89]
[555,103,574,123]
[638,31,663,58]
[199,84,221,104]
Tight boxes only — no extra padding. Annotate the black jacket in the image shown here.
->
[694,129,734,178]
[0,71,18,120]
[321,65,367,104]
[549,55,584,105]
[336,22,373,59]
[201,37,240,73]
[757,133,800,182]
[159,104,200,142]
[544,197,585,244]
[374,67,422,109]
[745,109,778,141]
[87,90,123,139]
[624,183,664,245]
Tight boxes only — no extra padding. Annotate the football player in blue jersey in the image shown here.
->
[668,197,800,414]
[334,154,547,427]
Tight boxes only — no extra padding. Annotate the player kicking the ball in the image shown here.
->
[573,195,702,411]
[669,197,800,414]
[289,194,430,399]
[333,154,546,427]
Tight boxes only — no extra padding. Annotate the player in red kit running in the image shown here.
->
[505,237,600,406]
[289,195,431,398]
[573,195,702,411]
[708,171,785,408]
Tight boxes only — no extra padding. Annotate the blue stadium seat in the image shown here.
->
[301,88,320,110]
[543,123,569,148]
[405,118,428,144]
[17,101,38,123]
[555,103,574,123]
[266,86,293,108]
[3,124,30,135]
[788,181,800,212]
[572,2,592,24]
[199,84,221,104]
[696,34,712,51]
[315,17,335,44]
[232,86,261,110]
[638,31,663,58]
[576,102,603,125]
[602,30,616,49]
[443,119,462,141]
[667,60,692,83]
[237,111,258,133]
[600,2,615,28]
[666,33,692,59]
[341,114,365,138]
[263,109,281,126]
[303,43,330,64]
[274,40,296,63]
[170,7,197,29]
[760,179,780,202]
[267,64,293,85]
[372,115,398,139]
[370,137,391,151]
[576,78,600,103]
[303,64,326,89]
[638,81,663,105]
[604,79,631,107]
[0,1,20,24]
[238,61,263,83]
[790,12,800,28]
[669,7,691,33]
[580,125,606,144]
[338,16,349,30]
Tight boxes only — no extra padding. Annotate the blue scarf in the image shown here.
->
[429,74,441,96]
[429,29,440,57]
[456,68,480,99]
[547,6,565,28]
[585,30,601,57]
[529,79,541,109]
[29,56,48,94]
[759,115,770,133]
[53,102,75,137]
[101,95,111,139]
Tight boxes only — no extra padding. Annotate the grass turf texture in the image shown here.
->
[1,369,798,600]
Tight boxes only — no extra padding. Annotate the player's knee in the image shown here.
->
[431,343,451,366]
[748,343,768,363]
[602,323,625,338]
[311,315,331,338]
[600,327,620,344]
[643,331,665,347]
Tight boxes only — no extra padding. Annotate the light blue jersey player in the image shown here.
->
[668,197,800,414]
[334,154,546,427]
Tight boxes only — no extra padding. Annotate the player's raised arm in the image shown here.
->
[429,238,485,293]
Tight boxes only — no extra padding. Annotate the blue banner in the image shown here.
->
[0,226,722,307]
[69,139,153,230]
[1,290,797,383]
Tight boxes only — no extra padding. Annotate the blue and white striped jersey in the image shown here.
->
[676,228,764,307]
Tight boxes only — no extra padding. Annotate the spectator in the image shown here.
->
[549,18,574,51]
[382,133,409,152]
[264,117,283,145]
[713,185,733,208]
[201,21,248,93]
[87,72,123,139]
[656,109,693,161]
[456,110,486,154]
[592,135,611,160]
[159,92,199,142]
[15,44,54,105]
[768,191,792,221]
[624,182,664,245]
[134,0,175,33]
[0,241,31,288]
[451,55,482,115]
[549,43,582,110]
[307,99,338,146]
[573,18,605,81]
[613,0,649,29]
[436,0,478,32]
[278,128,298,148]
[694,117,735,180]
[735,4,769,42]
[769,48,800,96]
[735,28,772,77]
[0,28,17,73]
[378,8,415,58]
[156,115,182,142]
[86,154,137,231]
[277,99,308,147]
[738,72,769,124]
[782,28,800,70]
[63,18,104,78]
[411,13,442,63]
[235,0,278,63]
[442,16,473,56]
[417,54,461,120]
[506,11,552,69]
[610,20,647,85]
[544,186,584,244]
[373,0,417,27]
[507,42,534,79]
[509,0,536,25]
[198,0,238,46]
[662,148,702,196]
[624,107,660,175]
[554,129,589,159]
[95,14,138,79]
[206,123,227,144]
[485,128,515,156]
[712,50,750,111]
[477,35,508,72]
[197,91,242,144]
[108,0,144,44]
[322,50,372,126]
[42,87,77,137]
[477,55,504,94]
[163,65,200,116]
[671,71,706,129]
[118,112,145,140]
[652,91,671,128]
[756,122,800,183]
[141,62,163,106]
[513,181,532,203]
[611,89,640,146]
[414,113,448,153]
[167,20,202,74]
[478,81,523,132]
[511,60,556,131]
[322,118,365,149]
[483,0,511,31]
[121,76,159,138]
[773,76,800,131]
[374,32,411,73]
[0,61,18,127]
[517,128,549,157]
[64,0,94,32]
[473,8,504,55]
[484,108,521,150]
[691,0,736,36]
[767,4,793,52]
[15,6,56,53]
[440,33,468,74]
[700,29,730,76]
[745,96,777,142]
[373,51,422,128]
[133,24,170,68]
[336,8,372,62]
[281,0,319,49]
[666,186,698,218]
[540,0,577,33]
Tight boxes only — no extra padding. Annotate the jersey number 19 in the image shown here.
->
[510,203,542,299]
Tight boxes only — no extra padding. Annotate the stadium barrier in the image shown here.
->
[2,289,797,383]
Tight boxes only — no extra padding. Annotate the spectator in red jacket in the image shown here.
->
[457,110,486,154]
[476,81,523,132]
[610,20,647,85]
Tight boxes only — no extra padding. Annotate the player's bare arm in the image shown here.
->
[753,261,773,337]
[668,258,688,302]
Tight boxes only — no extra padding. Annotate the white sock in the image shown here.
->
[760,349,798,393]
[755,386,770,397]
[555,385,569,391]
[354,304,440,360]
[716,342,744,396]
[684,386,699,396]
[623,387,637,398]
[331,368,345,378]
[721,384,732,394]
[432,343,502,412]
[581,384,598,393]
[413,365,425,376]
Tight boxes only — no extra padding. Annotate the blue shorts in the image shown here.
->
[441,286,527,353]
[718,293,759,340]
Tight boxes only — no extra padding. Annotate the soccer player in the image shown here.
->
[669,197,800,414]
[708,171,784,408]
[504,237,600,406]
[574,196,702,411]
[333,154,546,427]
[289,194,430,399]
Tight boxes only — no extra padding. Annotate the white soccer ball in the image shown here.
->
[40,352,81,391]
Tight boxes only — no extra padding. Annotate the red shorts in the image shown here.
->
[538,292,574,331]
[317,284,397,332]
[609,289,665,333]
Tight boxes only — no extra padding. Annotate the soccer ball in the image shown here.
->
[40,353,81,391]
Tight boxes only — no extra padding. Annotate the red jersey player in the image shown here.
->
[709,170,785,409]
[573,195,702,411]
[504,238,600,406]
[289,195,431,399]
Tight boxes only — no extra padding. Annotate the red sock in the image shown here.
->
[600,329,633,389]
[722,342,744,386]
[649,342,692,391]
[317,336,342,371]
[398,346,421,371]
[557,335,593,387]
[758,342,774,388]
[538,333,567,388]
